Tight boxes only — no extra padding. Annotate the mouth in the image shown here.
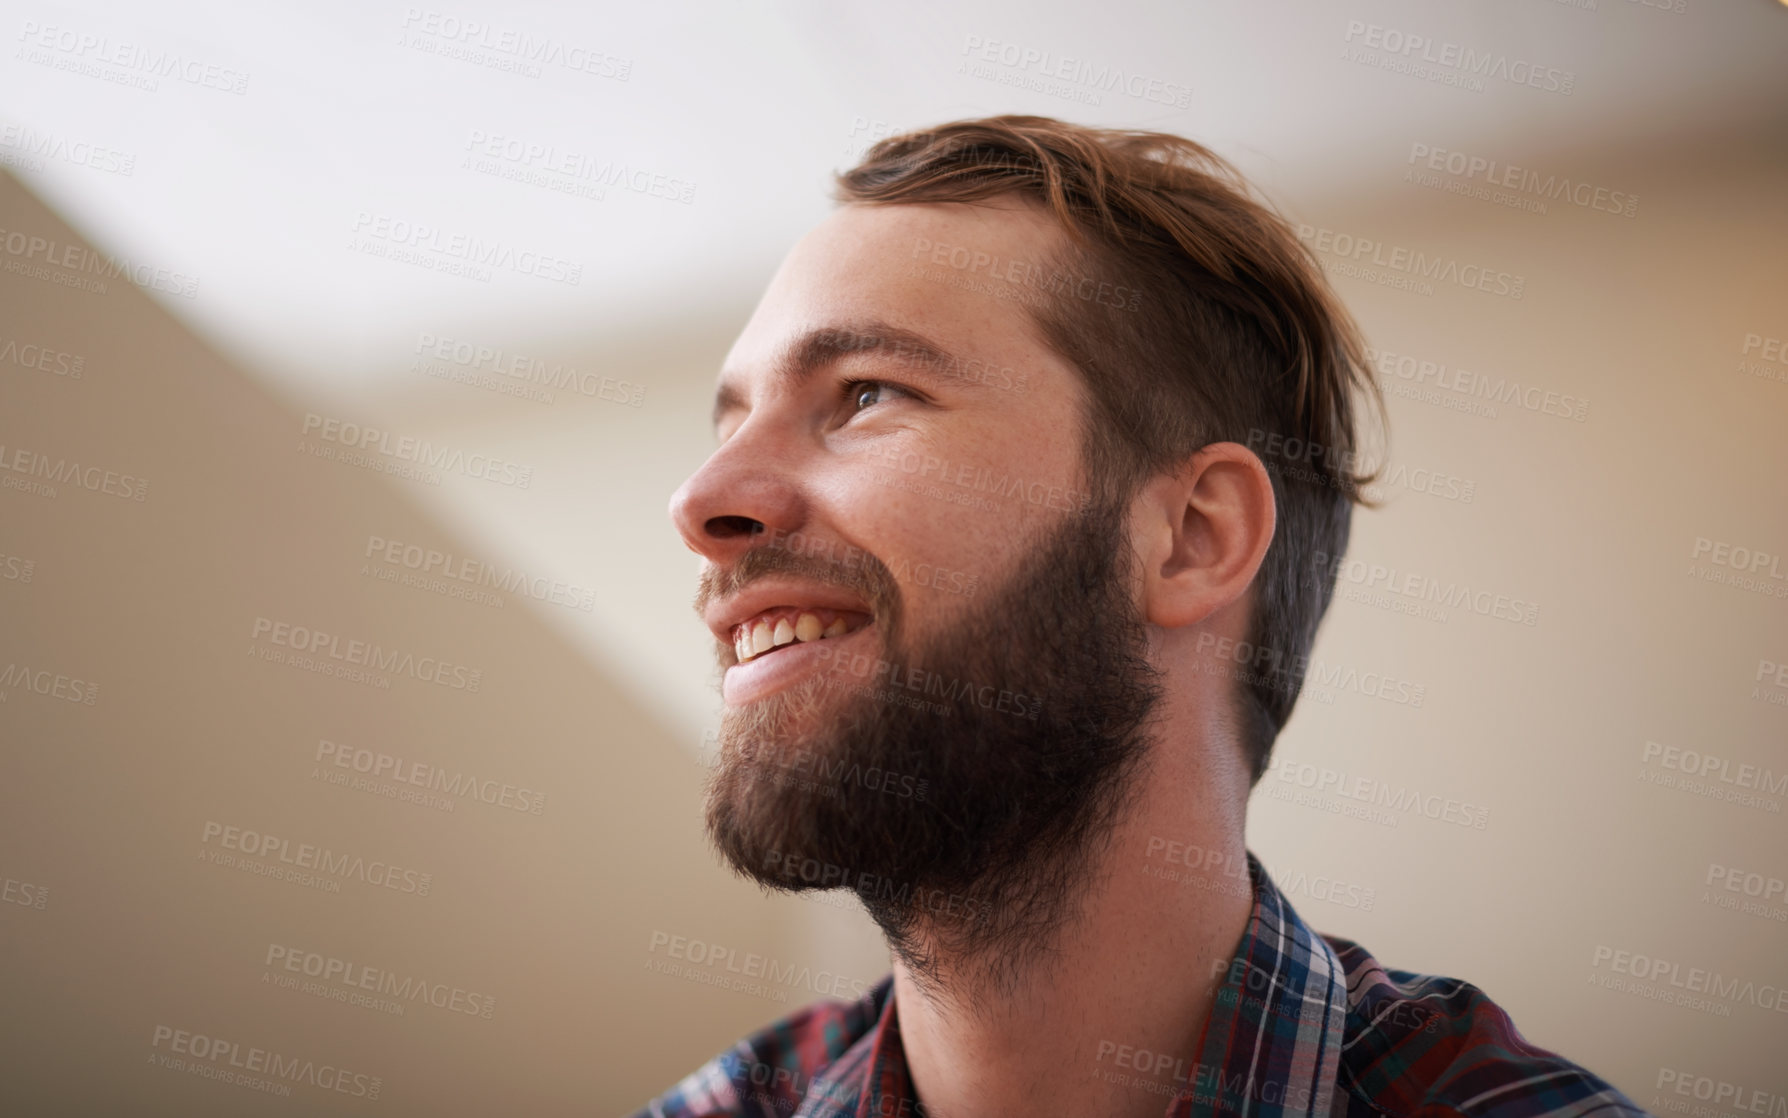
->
[730,607,873,665]
[721,605,878,706]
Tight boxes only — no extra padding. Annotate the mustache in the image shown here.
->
[692,534,904,636]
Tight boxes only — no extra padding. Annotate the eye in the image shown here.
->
[842,379,912,414]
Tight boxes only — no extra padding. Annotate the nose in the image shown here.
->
[668,419,807,565]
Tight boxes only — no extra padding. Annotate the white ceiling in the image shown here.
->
[7,0,1785,400]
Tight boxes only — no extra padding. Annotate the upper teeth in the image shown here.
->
[734,612,853,663]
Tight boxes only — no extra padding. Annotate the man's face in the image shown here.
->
[682,199,1097,691]
[669,199,1162,980]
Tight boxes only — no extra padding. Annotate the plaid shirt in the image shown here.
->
[632,852,1645,1118]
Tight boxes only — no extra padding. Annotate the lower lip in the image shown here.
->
[722,624,878,705]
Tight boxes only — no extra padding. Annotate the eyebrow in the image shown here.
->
[711,320,984,432]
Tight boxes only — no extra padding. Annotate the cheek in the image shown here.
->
[832,412,1085,601]
[834,459,1017,609]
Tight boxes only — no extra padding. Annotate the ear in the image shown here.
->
[1130,442,1277,630]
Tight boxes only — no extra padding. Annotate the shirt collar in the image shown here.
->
[793,975,908,1118]
[1169,851,1350,1118]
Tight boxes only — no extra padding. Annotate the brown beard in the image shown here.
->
[698,494,1162,999]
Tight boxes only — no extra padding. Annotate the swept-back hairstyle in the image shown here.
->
[836,115,1385,784]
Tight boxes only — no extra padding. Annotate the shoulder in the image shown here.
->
[1322,935,1649,1118]
[626,979,892,1118]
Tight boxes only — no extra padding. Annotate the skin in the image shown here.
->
[669,197,1278,1118]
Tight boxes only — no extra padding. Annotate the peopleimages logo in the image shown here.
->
[912,235,1143,312]
[646,931,876,1003]
[1590,945,1788,1015]
[250,616,483,692]
[463,129,695,204]
[1756,660,1788,712]
[413,332,646,407]
[0,551,35,583]
[761,852,991,925]
[1311,551,1539,626]
[348,212,584,286]
[1654,1070,1784,1117]
[1691,537,1788,580]
[1364,347,1589,423]
[301,413,533,488]
[263,943,496,1019]
[863,440,1093,514]
[0,123,135,176]
[1406,142,1637,218]
[2,874,49,910]
[199,819,434,896]
[148,1025,380,1100]
[959,34,1192,109]
[0,333,85,378]
[1637,736,1780,797]
[315,738,547,816]
[364,534,594,612]
[817,645,1044,721]
[0,660,99,705]
[1341,21,1575,95]
[1706,864,1786,911]
[1265,758,1490,830]
[1742,334,1788,366]
[0,439,149,500]
[0,226,198,296]
[15,21,251,94]
[1192,633,1425,709]
[1295,224,1525,299]
[1094,1040,1315,1110]
[399,8,632,81]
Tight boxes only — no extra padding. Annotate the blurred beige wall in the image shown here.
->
[0,172,814,1115]
[1248,125,1788,1087]
[2,2,1786,1115]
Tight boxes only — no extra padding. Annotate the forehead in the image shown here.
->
[721,198,1073,384]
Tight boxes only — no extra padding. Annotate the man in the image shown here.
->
[643,116,1643,1118]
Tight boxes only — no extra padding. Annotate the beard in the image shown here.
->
[699,493,1163,998]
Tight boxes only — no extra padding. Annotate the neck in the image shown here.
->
[887,736,1254,1118]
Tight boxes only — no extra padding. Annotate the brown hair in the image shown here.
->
[834,115,1385,784]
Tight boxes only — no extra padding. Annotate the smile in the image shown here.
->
[732,607,873,664]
